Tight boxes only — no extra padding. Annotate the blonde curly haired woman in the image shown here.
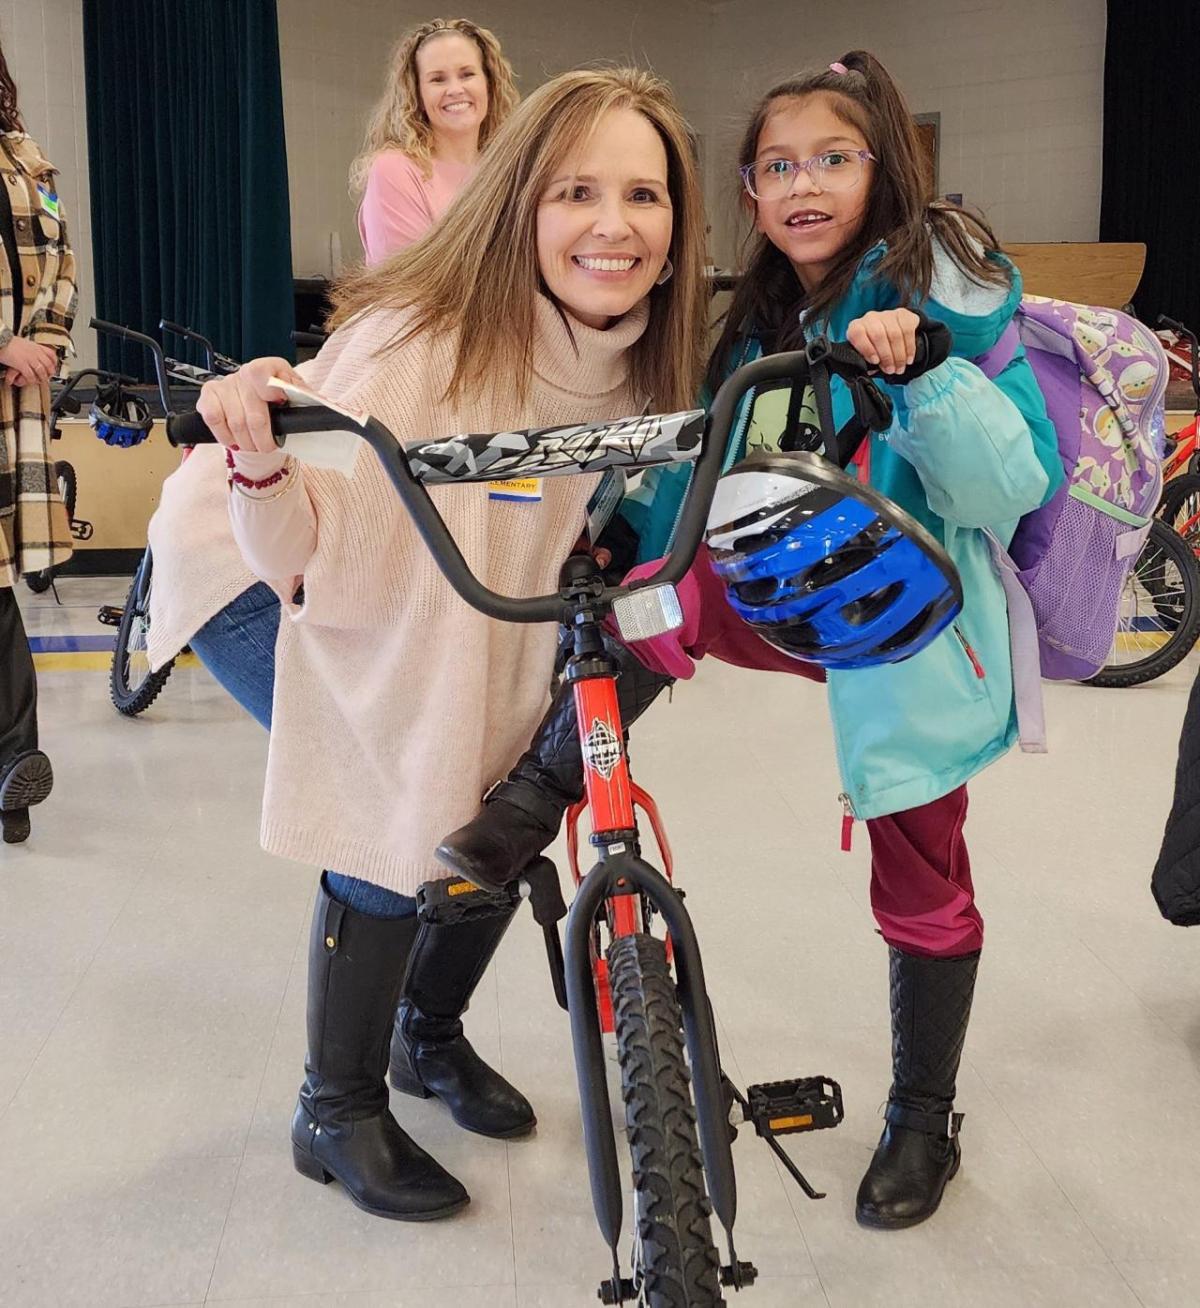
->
[352,17,519,262]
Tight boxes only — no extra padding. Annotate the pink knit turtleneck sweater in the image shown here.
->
[149,297,649,893]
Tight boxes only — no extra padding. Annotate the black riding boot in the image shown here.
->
[0,586,51,844]
[855,947,981,1230]
[389,904,535,1138]
[291,875,469,1221]
[436,638,672,889]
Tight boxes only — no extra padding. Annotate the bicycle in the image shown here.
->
[22,368,106,594]
[91,317,238,715]
[1089,315,1200,687]
[167,320,954,1305]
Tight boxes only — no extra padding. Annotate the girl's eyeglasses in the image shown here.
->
[740,149,876,200]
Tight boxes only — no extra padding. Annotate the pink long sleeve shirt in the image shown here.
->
[356,149,474,265]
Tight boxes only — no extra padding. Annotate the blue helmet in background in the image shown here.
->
[705,452,963,670]
[89,380,152,448]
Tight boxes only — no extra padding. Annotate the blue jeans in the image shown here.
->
[190,581,280,730]
[191,583,416,919]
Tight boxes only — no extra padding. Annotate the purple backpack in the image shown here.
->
[978,296,1167,681]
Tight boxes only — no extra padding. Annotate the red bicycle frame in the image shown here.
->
[1165,417,1197,483]
[564,669,678,1033]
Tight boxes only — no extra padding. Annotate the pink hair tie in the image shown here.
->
[829,61,849,74]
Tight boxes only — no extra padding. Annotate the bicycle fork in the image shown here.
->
[562,654,754,1303]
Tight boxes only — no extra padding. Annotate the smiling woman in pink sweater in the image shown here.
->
[189,69,706,1223]
[351,17,519,262]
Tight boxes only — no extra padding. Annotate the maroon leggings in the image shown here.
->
[865,785,982,958]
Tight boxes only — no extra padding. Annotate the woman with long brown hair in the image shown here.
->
[351,17,518,261]
[165,66,705,1221]
[0,40,77,844]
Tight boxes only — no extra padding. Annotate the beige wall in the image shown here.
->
[705,0,1106,264]
[277,0,716,278]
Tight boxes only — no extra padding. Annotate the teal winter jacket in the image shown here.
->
[620,242,1063,819]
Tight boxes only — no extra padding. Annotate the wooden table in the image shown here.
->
[55,417,178,573]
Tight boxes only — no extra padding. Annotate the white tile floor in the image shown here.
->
[4,575,1197,1308]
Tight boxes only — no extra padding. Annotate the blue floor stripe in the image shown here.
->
[28,634,116,653]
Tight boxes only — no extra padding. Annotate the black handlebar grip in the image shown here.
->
[884,316,953,386]
[167,403,359,448]
[166,410,219,446]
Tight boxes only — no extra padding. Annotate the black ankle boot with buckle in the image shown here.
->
[855,946,980,1230]
[389,905,535,1138]
[436,638,671,891]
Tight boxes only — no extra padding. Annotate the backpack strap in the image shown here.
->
[983,530,1047,754]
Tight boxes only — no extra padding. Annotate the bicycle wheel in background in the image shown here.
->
[608,932,723,1308]
[1160,472,1200,559]
[111,549,174,715]
[1090,518,1200,687]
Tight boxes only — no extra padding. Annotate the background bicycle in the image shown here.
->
[90,318,238,715]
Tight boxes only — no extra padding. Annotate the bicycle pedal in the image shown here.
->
[415,876,518,925]
[96,606,124,627]
[746,1077,844,1137]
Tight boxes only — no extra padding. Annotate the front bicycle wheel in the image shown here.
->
[608,932,722,1308]
[1090,518,1200,687]
[111,557,174,716]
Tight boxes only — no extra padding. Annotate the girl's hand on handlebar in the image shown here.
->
[196,356,304,453]
[846,309,920,375]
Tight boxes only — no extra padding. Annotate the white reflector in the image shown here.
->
[612,584,684,643]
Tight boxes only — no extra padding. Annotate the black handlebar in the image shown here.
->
[167,405,349,447]
[1159,315,1200,402]
[161,320,218,372]
[165,320,953,624]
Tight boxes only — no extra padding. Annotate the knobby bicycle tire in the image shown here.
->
[111,567,174,715]
[608,932,723,1308]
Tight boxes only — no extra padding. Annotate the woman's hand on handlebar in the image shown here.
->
[846,308,920,375]
[196,356,303,453]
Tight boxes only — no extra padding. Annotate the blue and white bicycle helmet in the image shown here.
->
[90,380,152,448]
[705,451,963,669]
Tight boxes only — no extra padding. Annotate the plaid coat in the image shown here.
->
[0,131,77,588]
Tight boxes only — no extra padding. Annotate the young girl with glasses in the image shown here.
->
[441,49,1063,1231]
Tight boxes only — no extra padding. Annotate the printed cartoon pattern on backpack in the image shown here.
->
[1003,296,1167,680]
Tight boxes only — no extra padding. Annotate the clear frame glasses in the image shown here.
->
[740,149,876,200]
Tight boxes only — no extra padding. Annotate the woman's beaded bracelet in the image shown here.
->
[226,447,297,500]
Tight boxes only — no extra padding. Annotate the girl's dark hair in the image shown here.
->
[708,49,1006,392]
[0,43,22,133]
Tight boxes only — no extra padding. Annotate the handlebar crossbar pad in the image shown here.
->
[403,409,706,485]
